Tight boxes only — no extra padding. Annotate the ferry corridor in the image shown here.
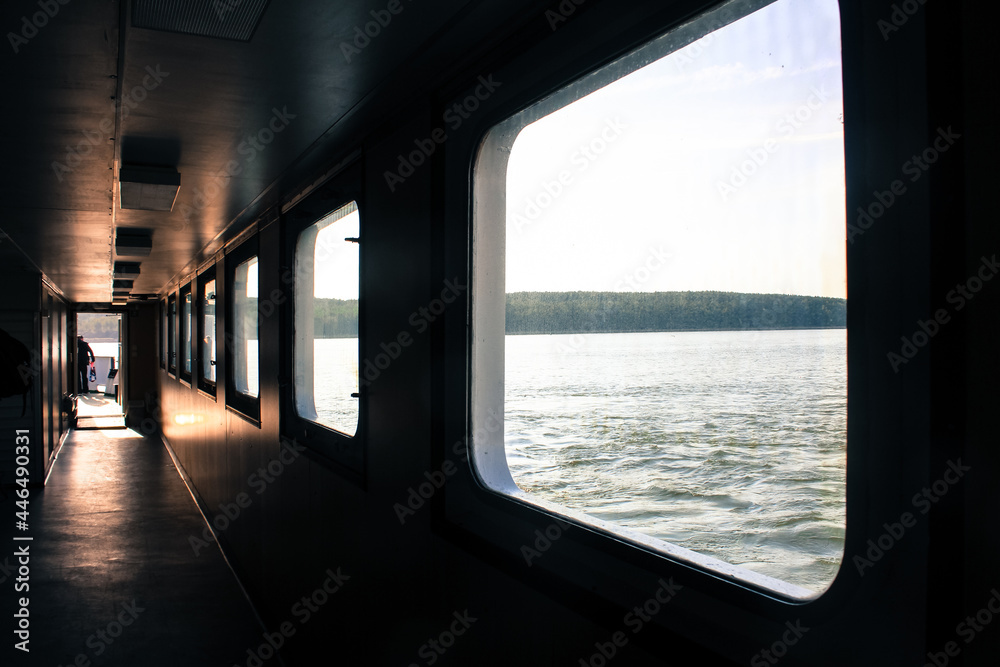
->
[0,428,266,665]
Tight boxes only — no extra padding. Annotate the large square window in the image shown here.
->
[198,268,217,394]
[227,236,261,421]
[294,201,360,437]
[167,294,177,375]
[180,282,193,382]
[160,298,167,369]
[473,0,846,596]
[233,256,259,398]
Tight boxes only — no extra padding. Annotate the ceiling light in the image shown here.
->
[115,229,154,256]
[114,262,141,280]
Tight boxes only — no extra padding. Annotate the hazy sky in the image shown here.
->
[506,0,845,299]
[306,0,845,301]
[312,209,360,300]
[246,257,258,298]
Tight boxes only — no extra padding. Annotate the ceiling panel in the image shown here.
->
[132,0,270,41]
[1,209,113,303]
[0,0,550,304]
[0,0,119,301]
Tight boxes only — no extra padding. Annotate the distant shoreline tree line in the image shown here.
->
[506,291,845,334]
[77,314,121,342]
[309,291,845,338]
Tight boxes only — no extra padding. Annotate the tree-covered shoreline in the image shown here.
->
[307,291,845,338]
[506,291,845,335]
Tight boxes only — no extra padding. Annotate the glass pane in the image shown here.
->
[181,289,192,375]
[161,300,167,366]
[233,257,259,398]
[202,278,217,383]
[294,202,359,436]
[502,0,845,593]
[168,297,176,370]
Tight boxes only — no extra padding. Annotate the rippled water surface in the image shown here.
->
[311,337,360,436]
[307,330,846,590]
[504,329,846,592]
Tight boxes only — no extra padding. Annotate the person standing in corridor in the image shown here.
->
[77,334,94,393]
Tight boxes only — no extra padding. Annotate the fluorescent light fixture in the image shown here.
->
[115,229,154,256]
[114,262,141,280]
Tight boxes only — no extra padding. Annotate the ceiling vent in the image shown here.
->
[132,0,270,41]
[120,166,180,211]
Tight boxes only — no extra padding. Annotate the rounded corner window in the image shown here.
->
[198,267,218,394]
[293,201,360,438]
[471,0,846,597]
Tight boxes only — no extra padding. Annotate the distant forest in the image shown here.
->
[506,291,845,334]
[312,299,360,338]
[308,291,845,338]
[77,314,121,341]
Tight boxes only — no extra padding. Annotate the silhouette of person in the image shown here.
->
[77,334,94,393]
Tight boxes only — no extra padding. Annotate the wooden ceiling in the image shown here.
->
[0,0,545,303]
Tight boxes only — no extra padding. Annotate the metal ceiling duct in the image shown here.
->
[119,166,181,211]
[132,0,271,42]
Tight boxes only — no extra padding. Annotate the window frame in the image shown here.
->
[437,0,873,640]
[280,160,365,480]
[179,281,194,385]
[167,292,177,377]
[471,2,848,599]
[225,235,261,423]
[197,265,218,398]
[160,297,167,370]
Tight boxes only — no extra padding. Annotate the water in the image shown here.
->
[310,338,359,436]
[307,330,846,591]
[248,339,358,431]
[504,329,846,592]
[245,340,259,397]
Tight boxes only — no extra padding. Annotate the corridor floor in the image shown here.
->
[76,395,126,429]
[0,428,270,666]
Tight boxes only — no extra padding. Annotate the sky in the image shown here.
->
[246,257,258,298]
[505,0,846,299]
[311,208,360,300]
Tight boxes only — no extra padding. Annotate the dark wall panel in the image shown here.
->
[125,302,159,429]
[155,98,671,663]
[0,273,70,486]
[148,0,992,665]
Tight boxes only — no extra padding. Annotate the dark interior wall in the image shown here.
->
[124,302,160,431]
[958,0,999,663]
[0,273,70,487]
[41,282,70,475]
[157,112,674,664]
[149,0,991,665]
[0,273,41,486]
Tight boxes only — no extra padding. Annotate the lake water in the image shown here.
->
[311,328,846,592]
[309,337,359,436]
[504,329,846,592]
